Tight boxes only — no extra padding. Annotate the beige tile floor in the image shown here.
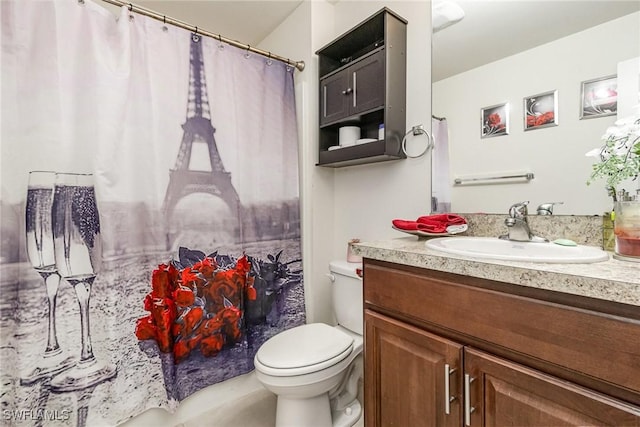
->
[182,376,365,427]
[122,371,364,427]
[185,390,365,427]
[183,386,277,427]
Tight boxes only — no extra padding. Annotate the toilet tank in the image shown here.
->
[329,260,363,335]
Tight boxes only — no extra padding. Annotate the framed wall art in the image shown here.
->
[481,102,509,138]
[524,90,558,131]
[580,75,617,119]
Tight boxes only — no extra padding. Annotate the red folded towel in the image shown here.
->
[417,214,466,226]
[393,214,467,234]
[392,219,426,231]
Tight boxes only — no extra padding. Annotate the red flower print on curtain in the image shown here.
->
[135,252,256,363]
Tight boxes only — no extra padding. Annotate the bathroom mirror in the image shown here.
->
[431,1,640,215]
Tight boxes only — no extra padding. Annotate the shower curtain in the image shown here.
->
[431,117,451,213]
[0,1,304,425]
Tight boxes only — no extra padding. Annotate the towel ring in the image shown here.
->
[402,125,434,158]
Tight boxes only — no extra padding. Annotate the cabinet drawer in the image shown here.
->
[465,348,640,426]
[349,50,384,115]
[365,310,462,427]
[319,49,385,127]
[364,261,640,398]
[319,71,350,126]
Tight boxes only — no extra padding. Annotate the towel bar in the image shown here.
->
[454,172,534,185]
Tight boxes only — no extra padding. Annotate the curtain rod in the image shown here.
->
[95,0,305,71]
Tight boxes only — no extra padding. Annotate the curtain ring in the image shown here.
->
[267,52,273,66]
[245,45,251,59]
[192,27,200,42]
[128,3,133,11]
[217,34,224,50]
[163,15,166,24]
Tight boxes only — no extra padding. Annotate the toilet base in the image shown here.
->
[331,397,362,427]
[276,393,332,427]
[275,394,362,427]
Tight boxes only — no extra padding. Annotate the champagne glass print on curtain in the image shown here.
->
[49,173,116,392]
[23,171,76,384]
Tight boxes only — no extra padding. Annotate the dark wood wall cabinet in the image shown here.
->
[363,259,640,426]
[316,8,407,168]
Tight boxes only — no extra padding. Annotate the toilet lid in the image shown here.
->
[256,323,353,370]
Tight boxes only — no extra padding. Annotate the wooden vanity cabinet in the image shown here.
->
[363,259,640,427]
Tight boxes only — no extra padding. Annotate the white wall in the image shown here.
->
[326,0,432,259]
[618,56,640,119]
[433,12,640,215]
[262,0,432,324]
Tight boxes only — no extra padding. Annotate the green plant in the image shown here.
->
[586,115,640,196]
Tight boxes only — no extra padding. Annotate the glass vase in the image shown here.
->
[613,201,640,261]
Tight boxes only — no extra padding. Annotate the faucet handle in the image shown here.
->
[536,202,564,215]
[509,201,529,218]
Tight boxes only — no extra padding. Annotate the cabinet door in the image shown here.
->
[364,309,462,427]
[350,50,385,115]
[464,347,640,427]
[320,70,350,126]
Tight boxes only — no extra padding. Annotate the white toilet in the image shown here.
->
[254,260,363,427]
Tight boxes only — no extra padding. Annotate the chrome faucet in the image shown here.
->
[500,201,548,242]
[536,202,564,215]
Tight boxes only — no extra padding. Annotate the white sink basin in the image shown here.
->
[425,237,609,264]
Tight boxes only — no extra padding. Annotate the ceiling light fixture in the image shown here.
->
[432,0,465,32]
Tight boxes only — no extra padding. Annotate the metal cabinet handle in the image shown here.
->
[464,373,475,426]
[341,88,352,95]
[323,86,327,117]
[352,72,357,107]
[444,364,457,415]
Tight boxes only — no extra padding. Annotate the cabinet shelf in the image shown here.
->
[319,105,384,129]
[317,140,403,167]
[316,8,407,168]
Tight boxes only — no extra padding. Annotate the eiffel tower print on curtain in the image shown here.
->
[163,34,242,245]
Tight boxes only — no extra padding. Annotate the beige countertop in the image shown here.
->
[352,237,640,307]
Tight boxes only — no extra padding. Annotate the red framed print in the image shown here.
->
[481,102,509,138]
[524,90,558,131]
[580,75,617,119]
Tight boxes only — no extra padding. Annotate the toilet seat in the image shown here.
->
[255,323,354,377]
